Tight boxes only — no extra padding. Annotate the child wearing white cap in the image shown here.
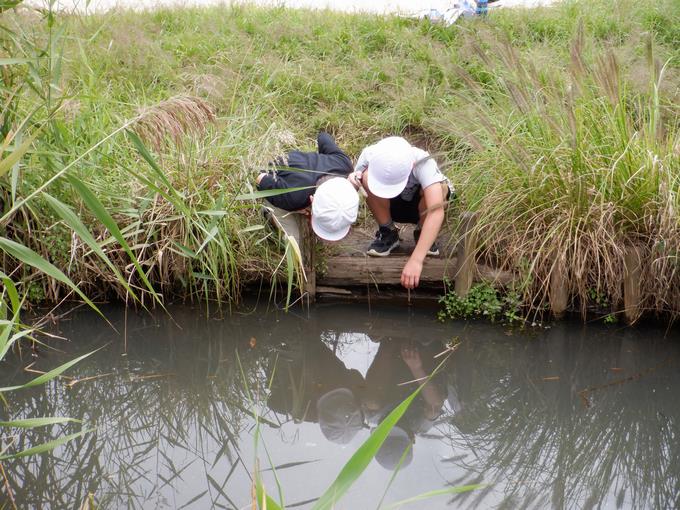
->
[256,132,359,241]
[349,136,452,289]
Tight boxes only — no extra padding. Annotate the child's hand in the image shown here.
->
[401,257,423,289]
[347,172,361,190]
[401,344,423,372]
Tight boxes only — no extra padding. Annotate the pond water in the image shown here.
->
[2,303,680,509]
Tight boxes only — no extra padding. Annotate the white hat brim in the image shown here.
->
[312,215,351,241]
[366,170,409,199]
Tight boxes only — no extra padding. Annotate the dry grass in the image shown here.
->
[448,30,680,319]
[132,95,216,152]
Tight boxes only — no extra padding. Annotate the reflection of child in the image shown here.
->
[267,338,364,437]
[361,339,447,470]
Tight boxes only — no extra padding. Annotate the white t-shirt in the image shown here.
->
[355,141,450,201]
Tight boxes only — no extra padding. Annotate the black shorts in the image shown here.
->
[389,185,453,225]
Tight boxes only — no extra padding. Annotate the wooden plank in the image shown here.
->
[549,253,569,318]
[319,255,513,288]
[316,286,353,295]
[320,255,457,286]
[623,245,643,324]
[454,212,478,298]
[298,215,316,302]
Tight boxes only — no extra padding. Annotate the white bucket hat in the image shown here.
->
[311,178,359,241]
[365,137,415,199]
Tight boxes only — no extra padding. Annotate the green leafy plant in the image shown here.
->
[438,280,525,324]
[0,0,150,467]
[603,313,619,324]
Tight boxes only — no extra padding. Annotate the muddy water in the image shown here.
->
[2,303,679,509]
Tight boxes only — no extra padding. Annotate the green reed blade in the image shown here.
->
[0,126,41,178]
[255,475,284,510]
[382,485,487,509]
[311,387,422,510]
[0,321,34,360]
[235,187,315,200]
[42,192,141,304]
[0,237,103,317]
[65,174,161,305]
[0,428,92,460]
[0,417,80,428]
[0,274,20,318]
[0,349,96,393]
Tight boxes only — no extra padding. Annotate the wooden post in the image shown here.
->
[549,252,569,319]
[455,212,478,298]
[623,245,643,324]
[298,215,316,302]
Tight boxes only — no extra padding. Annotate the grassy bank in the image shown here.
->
[1,0,679,317]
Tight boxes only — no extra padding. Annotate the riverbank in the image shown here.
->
[1,0,679,320]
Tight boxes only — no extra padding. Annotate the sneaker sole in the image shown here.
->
[427,249,440,257]
[367,241,400,257]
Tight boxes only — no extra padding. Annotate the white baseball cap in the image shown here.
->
[311,178,359,241]
[365,137,415,198]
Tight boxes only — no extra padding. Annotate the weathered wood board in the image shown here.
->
[316,222,512,290]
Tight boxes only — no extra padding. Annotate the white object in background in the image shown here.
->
[418,1,477,26]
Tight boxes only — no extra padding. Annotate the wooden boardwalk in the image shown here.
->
[299,214,513,301]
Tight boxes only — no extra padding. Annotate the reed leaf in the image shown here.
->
[0,274,21,317]
[0,349,96,393]
[382,485,488,509]
[235,187,315,200]
[0,417,80,428]
[0,237,102,316]
[255,479,284,510]
[0,126,41,178]
[126,129,174,189]
[0,429,92,460]
[0,58,31,66]
[0,319,34,360]
[65,174,161,304]
[312,387,422,510]
[42,192,141,304]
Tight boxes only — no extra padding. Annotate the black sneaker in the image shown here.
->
[367,226,400,257]
[414,228,440,257]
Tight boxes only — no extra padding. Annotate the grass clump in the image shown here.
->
[447,25,680,320]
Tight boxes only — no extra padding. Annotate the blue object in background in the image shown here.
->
[476,0,488,15]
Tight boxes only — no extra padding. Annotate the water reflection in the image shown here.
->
[1,304,679,509]
[269,329,448,470]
